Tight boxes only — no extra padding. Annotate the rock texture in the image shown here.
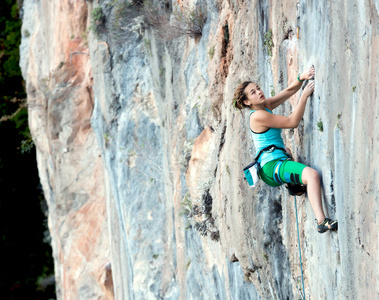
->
[20,1,112,299]
[20,0,379,299]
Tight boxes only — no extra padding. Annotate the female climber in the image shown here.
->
[233,66,338,233]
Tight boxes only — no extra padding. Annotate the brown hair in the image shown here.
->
[233,81,252,110]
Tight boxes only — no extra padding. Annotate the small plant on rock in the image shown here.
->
[208,45,215,59]
[316,119,323,132]
[264,28,274,56]
[337,113,342,130]
[180,192,193,217]
[180,139,195,171]
[270,85,275,97]
[186,259,191,270]
[262,252,269,262]
[90,7,106,38]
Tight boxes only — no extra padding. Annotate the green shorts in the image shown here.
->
[259,159,307,187]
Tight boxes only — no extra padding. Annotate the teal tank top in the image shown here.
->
[249,108,288,166]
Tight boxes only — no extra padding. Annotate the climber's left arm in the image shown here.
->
[265,66,315,111]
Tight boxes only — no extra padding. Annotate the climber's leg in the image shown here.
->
[301,167,326,224]
[260,159,337,232]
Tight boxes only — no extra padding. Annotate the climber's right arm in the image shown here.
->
[253,81,315,130]
[265,66,315,111]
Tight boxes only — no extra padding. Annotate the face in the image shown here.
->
[243,83,265,107]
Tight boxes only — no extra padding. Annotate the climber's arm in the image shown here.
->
[265,66,315,111]
[253,81,315,131]
[265,82,302,110]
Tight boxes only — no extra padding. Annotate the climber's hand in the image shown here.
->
[301,65,315,80]
[303,80,315,97]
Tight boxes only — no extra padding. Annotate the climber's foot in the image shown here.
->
[317,218,338,233]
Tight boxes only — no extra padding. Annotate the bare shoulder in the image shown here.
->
[249,109,272,132]
[251,109,272,121]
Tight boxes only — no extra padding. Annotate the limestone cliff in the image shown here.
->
[20,0,379,299]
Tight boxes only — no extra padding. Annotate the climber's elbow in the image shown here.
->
[293,119,301,128]
[288,116,300,129]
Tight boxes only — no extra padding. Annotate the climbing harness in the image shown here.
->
[243,145,307,196]
[243,145,290,187]
[270,151,307,195]
[294,195,305,300]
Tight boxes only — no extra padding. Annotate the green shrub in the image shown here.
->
[208,45,215,59]
[270,85,275,96]
[264,28,274,56]
[316,119,323,132]
[92,7,105,23]
[90,7,105,38]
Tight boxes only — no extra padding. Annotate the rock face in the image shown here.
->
[20,1,112,299]
[20,0,379,299]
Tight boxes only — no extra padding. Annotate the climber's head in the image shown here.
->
[233,81,264,110]
[233,81,252,110]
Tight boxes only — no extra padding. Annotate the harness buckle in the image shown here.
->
[266,146,276,153]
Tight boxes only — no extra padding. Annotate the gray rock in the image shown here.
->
[20,0,379,299]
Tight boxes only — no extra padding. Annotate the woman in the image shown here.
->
[233,66,338,233]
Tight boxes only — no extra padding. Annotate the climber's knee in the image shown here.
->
[301,167,319,185]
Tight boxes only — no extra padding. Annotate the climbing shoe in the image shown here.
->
[317,218,338,233]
